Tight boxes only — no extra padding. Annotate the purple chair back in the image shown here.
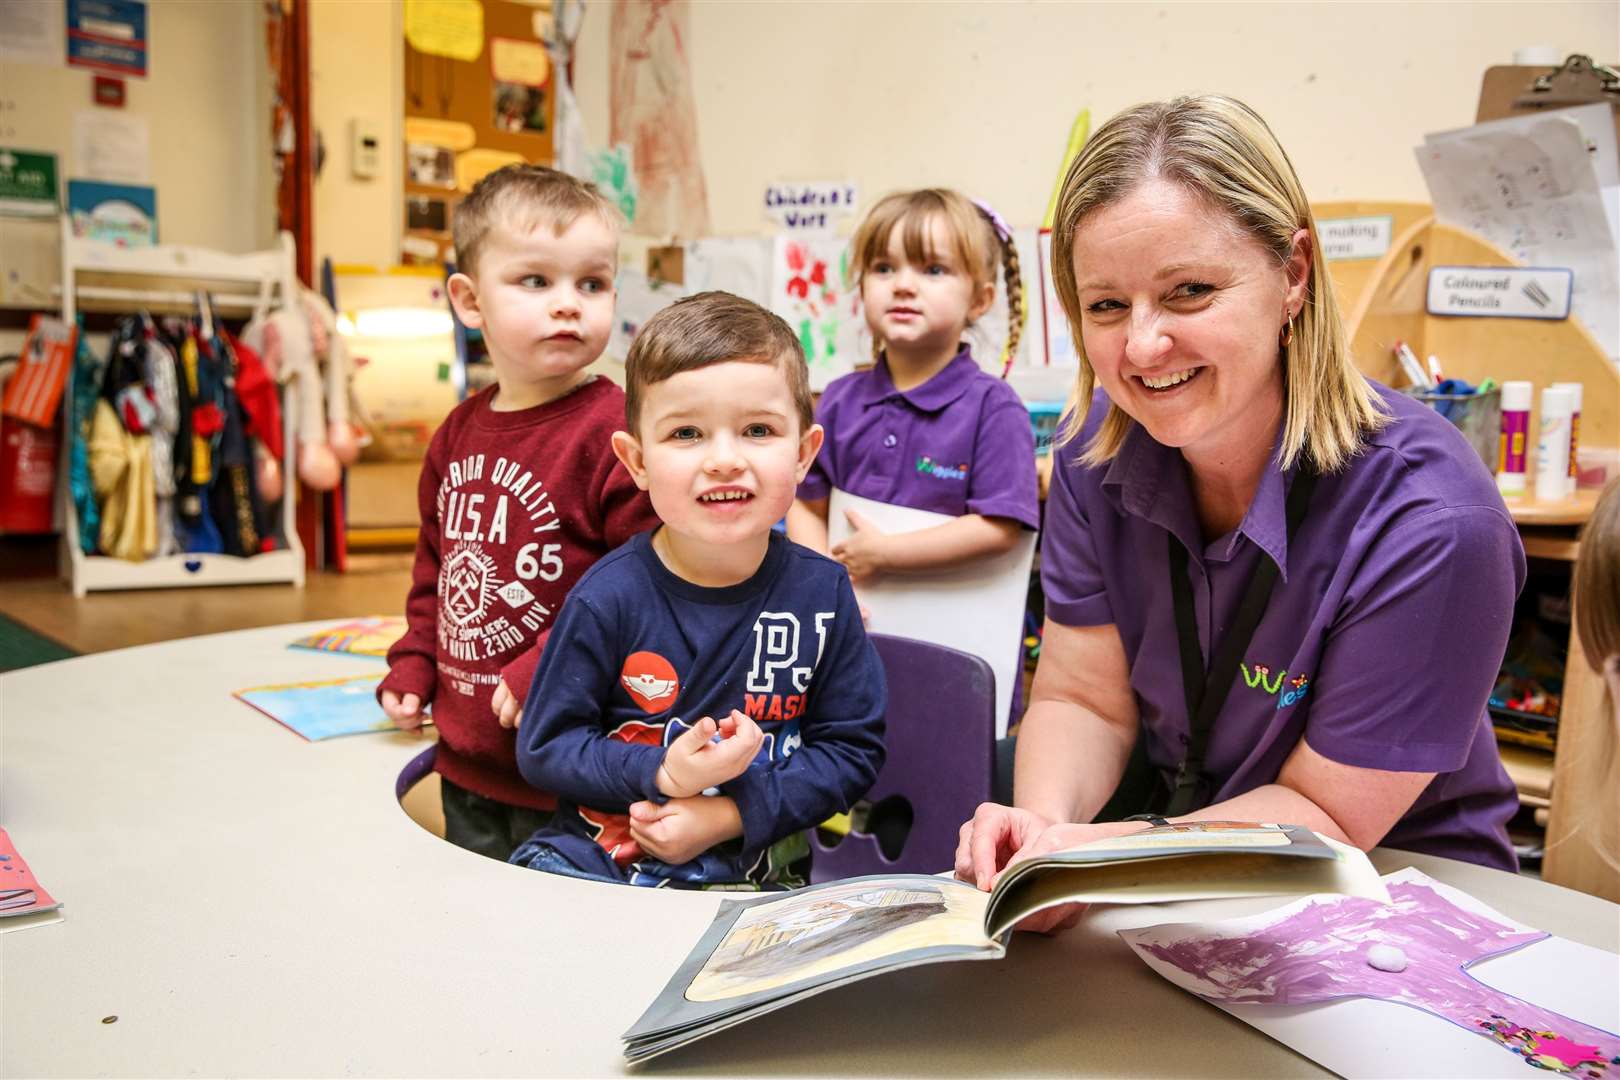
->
[809,633,996,881]
[395,745,438,802]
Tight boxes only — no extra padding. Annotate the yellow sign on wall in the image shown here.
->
[490,38,550,88]
[403,0,484,62]
[456,148,526,193]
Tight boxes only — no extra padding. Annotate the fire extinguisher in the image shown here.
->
[0,359,61,535]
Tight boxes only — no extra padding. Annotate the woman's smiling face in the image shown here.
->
[1070,177,1304,470]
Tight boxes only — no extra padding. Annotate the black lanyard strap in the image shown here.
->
[1164,466,1318,816]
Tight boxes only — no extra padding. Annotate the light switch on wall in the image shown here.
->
[349,118,381,180]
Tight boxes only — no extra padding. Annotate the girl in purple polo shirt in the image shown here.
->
[787,188,1040,579]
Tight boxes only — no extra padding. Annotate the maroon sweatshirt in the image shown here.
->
[380,378,658,808]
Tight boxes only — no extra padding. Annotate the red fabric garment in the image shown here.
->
[378,378,660,809]
[226,333,284,460]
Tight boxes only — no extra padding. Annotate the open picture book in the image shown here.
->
[622,822,1387,1064]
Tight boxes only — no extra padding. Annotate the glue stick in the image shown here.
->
[1496,381,1532,496]
[1535,386,1575,501]
[1553,382,1582,492]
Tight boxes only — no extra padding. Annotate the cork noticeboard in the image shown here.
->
[402,0,557,266]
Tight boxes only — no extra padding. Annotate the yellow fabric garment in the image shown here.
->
[181,333,211,485]
[88,399,157,561]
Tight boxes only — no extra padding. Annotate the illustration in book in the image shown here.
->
[1121,868,1620,1079]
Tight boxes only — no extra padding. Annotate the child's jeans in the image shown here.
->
[508,836,622,883]
[440,776,554,863]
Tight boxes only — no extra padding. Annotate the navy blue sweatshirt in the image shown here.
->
[515,530,886,887]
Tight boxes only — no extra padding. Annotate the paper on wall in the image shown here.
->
[683,236,772,306]
[607,267,687,363]
[0,0,65,67]
[827,490,1035,735]
[1037,230,1079,368]
[1417,105,1619,359]
[72,110,150,185]
[768,236,868,391]
[975,226,1044,372]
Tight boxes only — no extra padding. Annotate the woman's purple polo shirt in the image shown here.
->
[1042,384,1524,871]
[798,346,1041,529]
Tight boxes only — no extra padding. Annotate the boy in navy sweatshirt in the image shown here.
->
[512,292,886,888]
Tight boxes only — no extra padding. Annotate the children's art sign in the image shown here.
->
[765,181,859,234]
[66,0,147,79]
[66,179,155,246]
[1426,266,1573,320]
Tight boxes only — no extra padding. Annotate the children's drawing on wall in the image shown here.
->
[768,236,866,390]
[684,878,986,1004]
[609,0,710,237]
[588,144,637,225]
[406,196,449,234]
[1121,868,1620,1078]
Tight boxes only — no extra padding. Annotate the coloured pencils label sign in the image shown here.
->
[66,0,147,79]
[1426,266,1573,320]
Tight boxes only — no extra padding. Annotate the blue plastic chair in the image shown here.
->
[809,633,996,881]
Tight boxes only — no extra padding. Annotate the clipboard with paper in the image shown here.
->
[827,489,1036,736]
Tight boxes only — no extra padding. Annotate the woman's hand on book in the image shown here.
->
[657,711,763,798]
[995,820,1159,934]
[955,803,1053,891]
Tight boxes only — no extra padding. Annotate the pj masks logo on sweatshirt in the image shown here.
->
[621,651,680,712]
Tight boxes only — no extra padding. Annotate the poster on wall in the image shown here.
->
[0,150,59,217]
[66,179,156,246]
[610,0,709,238]
[768,236,867,391]
[0,0,66,67]
[66,0,147,79]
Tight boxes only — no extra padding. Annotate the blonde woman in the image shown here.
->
[957,96,1525,927]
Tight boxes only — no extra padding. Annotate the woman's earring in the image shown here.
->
[1280,312,1295,348]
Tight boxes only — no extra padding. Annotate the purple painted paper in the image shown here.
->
[1127,878,1619,1076]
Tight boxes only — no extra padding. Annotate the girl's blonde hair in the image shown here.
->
[1575,478,1620,671]
[848,188,1023,368]
[1050,95,1387,472]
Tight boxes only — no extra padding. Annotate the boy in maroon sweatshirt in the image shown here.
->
[379,165,658,860]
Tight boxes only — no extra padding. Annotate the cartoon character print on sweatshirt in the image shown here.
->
[433,452,567,694]
[577,608,834,878]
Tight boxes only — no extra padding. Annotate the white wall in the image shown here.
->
[569,1,1618,234]
[309,0,402,270]
[0,0,270,352]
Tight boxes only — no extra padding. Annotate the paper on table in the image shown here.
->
[827,490,1035,735]
[1121,867,1620,1079]
[1416,106,1619,359]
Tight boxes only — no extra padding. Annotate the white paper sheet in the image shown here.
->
[1037,230,1079,369]
[1122,868,1620,1079]
[72,110,151,185]
[1417,106,1619,359]
[607,267,687,363]
[0,0,66,67]
[972,226,1044,372]
[827,490,1036,735]
[683,236,773,306]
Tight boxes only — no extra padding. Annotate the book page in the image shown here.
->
[684,876,991,1003]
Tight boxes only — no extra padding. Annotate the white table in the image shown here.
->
[4,623,1617,1077]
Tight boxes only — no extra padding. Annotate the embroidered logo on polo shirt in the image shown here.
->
[915,455,969,481]
[1241,662,1312,710]
[621,651,680,712]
